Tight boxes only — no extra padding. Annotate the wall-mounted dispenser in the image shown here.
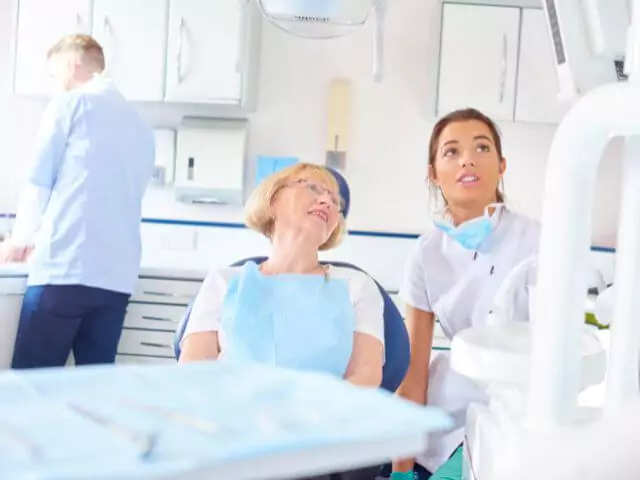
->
[152,128,177,186]
[173,118,248,205]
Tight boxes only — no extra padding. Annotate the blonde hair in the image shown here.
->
[245,163,347,251]
[47,34,105,72]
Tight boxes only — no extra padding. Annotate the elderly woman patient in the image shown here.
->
[179,163,385,391]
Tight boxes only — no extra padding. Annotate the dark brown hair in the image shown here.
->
[428,107,505,205]
[47,34,105,72]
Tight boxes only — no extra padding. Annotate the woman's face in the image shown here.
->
[430,119,506,209]
[271,173,342,247]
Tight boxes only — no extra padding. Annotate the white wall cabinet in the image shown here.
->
[92,0,169,102]
[165,0,246,104]
[515,8,569,124]
[11,0,260,110]
[437,3,521,122]
[12,0,92,97]
[437,2,569,124]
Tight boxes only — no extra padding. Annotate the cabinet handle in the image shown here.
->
[75,13,83,30]
[103,16,114,72]
[499,34,507,103]
[177,17,185,84]
[141,315,177,324]
[103,16,112,36]
[140,341,172,350]
[142,290,178,298]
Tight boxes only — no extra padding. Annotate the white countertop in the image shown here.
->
[139,265,208,280]
[0,263,29,277]
[0,263,207,281]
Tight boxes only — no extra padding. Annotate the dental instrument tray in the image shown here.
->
[0,362,451,479]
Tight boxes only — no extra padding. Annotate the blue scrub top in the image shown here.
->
[26,76,155,294]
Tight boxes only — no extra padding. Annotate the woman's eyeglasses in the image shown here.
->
[289,179,343,212]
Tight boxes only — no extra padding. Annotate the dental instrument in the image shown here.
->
[67,403,157,460]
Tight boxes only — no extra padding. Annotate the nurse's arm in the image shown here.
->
[344,333,384,387]
[179,332,220,362]
[392,306,435,472]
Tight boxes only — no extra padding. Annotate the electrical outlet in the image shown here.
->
[161,229,198,251]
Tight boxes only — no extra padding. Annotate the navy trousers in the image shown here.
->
[11,285,130,369]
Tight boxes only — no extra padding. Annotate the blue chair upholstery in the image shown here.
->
[172,167,410,392]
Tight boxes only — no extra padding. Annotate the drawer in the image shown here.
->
[124,303,187,331]
[117,329,175,358]
[116,354,176,365]
[131,278,202,305]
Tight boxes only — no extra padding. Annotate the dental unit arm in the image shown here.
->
[450,1,640,478]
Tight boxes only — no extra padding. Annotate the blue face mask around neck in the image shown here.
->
[434,204,503,250]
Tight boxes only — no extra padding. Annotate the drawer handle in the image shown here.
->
[2,292,25,297]
[141,315,177,323]
[140,341,172,350]
[142,291,178,297]
[142,291,191,300]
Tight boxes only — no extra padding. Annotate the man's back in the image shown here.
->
[28,76,155,294]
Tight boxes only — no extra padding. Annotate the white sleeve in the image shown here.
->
[352,273,385,347]
[11,184,51,246]
[401,240,432,312]
[182,270,228,341]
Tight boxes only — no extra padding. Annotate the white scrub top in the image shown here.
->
[401,209,540,473]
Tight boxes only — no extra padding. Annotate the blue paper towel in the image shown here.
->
[255,156,299,187]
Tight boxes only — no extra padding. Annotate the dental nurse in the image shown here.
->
[390,108,540,480]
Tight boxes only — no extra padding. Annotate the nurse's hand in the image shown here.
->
[0,242,33,263]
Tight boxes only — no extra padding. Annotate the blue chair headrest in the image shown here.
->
[328,168,350,218]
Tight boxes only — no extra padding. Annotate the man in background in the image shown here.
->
[1,34,155,368]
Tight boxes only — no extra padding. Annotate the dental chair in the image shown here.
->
[173,168,410,393]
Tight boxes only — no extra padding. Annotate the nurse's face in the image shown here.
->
[271,174,342,248]
[430,119,506,209]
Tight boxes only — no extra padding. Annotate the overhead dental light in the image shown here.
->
[256,0,388,81]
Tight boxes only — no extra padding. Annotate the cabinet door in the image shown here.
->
[515,8,570,124]
[92,0,169,101]
[164,0,244,104]
[13,0,92,97]
[437,3,521,121]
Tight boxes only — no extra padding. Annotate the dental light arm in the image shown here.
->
[256,0,388,82]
